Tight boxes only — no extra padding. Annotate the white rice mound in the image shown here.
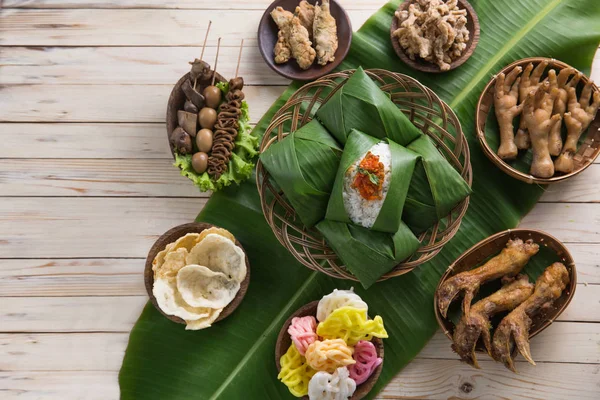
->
[342,142,391,229]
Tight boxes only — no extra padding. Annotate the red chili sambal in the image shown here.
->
[352,151,384,200]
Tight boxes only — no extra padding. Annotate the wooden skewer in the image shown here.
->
[212,37,221,86]
[200,20,212,61]
[235,39,244,78]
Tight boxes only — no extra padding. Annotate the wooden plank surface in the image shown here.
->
[1,1,599,399]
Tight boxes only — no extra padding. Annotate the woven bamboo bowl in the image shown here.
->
[256,69,472,282]
[476,57,600,184]
[275,301,384,400]
[434,229,576,355]
[390,0,480,73]
[144,222,250,325]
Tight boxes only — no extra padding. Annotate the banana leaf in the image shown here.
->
[316,219,420,288]
[259,119,342,228]
[120,1,600,399]
[316,67,422,146]
[326,130,419,233]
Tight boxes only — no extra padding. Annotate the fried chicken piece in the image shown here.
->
[296,0,315,40]
[515,61,548,150]
[494,67,523,159]
[437,238,539,319]
[271,7,294,64]
[554,81,600,173]
[492,262,570,372]
[313,0,338,66]
[452,275,534,369]
[289,12,316,69]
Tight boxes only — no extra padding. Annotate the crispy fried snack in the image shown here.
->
[296,0,315,40]
[492,262,570,372]
[437,238,539,318]
[523,81,562,178]
[554,81,600,173]
[289,13,317,69]
[451,275,534,369]
[494,67,523,159]
[547,68,580,156]
[271,7,293,64]
[515,61,548,149]
[313,0,338,66]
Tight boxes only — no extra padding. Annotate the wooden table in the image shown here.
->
[1,1,599,399]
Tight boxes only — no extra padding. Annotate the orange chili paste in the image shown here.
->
[352,151,384,200]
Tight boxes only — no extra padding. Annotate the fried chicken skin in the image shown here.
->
[313,0,338,65]
[492,262,570,372]
[451,275,534,369]
[437,238,539,318]
[271,7,293,64]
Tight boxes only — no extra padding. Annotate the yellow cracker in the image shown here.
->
[198,227,235,244]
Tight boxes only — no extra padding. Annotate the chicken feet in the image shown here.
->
[494,67,523,159]
[515,61,548,149]
[452,275,534,368]
[547,68,580,156]
[492,262,570,372]
[437,238,539,319]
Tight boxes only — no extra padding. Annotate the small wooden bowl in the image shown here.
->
[390,0,480,73]
[476,57,600,184]
[434,229,576,355]
[144,222,250,325]
[275,301,384,400]
[257,0,353,81]
[166,71,227,158]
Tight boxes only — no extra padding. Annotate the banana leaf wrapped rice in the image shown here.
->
[259,68,471,288]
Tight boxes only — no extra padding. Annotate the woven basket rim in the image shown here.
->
[475,56,600,184]
[256,68,472,282]
[433,228,577,349]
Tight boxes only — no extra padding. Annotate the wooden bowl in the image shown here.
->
[476,57,600,184]
[144,222,250,325]
[166,71,227,158]
[257,0,352,81]
[434,229,577,356]
[256,69,472,282]
[390,0,480,73]
[275,301,384,400]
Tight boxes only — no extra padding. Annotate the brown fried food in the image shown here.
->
[313,0,338,66]
[437,238,539,318]
[492,262,570,372]
[289,13,316,69]
[451,275,534,368]
[271,7,294,64]
[296,0,315,40]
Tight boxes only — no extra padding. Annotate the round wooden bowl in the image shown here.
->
[166,71,227,158]
[144,222,250,325]
[434,229,577,354]
[257,0,352,81]
[390,0,480,73]
[256,68,472,282]
[476,57,600,184]
[275,301,384,400]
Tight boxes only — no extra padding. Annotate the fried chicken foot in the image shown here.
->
[314,0,338,66]
[437,239,539,318]
[452,275,534,369]
[492,262,570,372]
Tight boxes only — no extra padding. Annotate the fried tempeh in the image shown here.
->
[437,238,539,318]
[451,275,534,369]
[491,262,570,372]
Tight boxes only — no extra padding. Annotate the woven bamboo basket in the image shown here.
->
[476,57,600,184]
[256,69,472,282]
[275,301,384,400]
[434,229,577,354]
[144,222,250,325]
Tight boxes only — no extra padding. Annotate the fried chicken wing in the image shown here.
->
[451,275,534,369]
[313,0,338,66]
[271,7,294,64]
[437,238,539,318]
[491,262,570,372]
[296,0,315,40]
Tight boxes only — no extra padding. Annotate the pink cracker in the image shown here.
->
[288,316,318,356]
[348,340,382,385]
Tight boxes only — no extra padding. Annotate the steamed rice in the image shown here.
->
[342,142,391,228]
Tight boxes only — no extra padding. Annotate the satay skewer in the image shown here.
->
[212,37,222,87]
[200,20,212,61]
[235,39,244,78]
[192,20,212,90]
